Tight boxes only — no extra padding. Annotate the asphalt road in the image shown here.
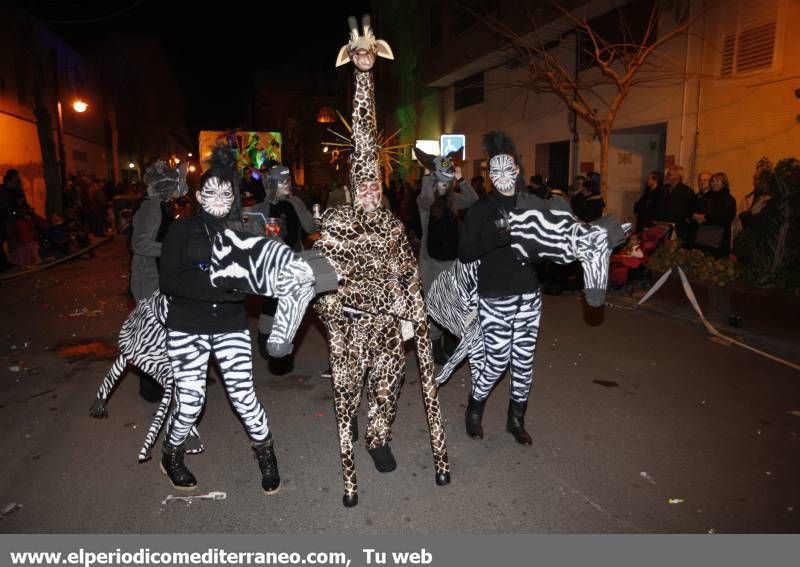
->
[0,239,798,533]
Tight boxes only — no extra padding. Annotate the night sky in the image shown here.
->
[34,0,372,130]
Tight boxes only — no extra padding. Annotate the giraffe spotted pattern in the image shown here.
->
[313,205,449,504]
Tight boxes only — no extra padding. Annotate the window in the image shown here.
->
[453,71,484,111]
[720,0,778,77]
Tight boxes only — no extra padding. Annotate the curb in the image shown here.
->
[0,236,115,283]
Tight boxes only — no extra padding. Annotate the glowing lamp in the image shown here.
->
[316,106,337,123]
[72,100,88,113]
[188,165,196,172]
[323,146,329,153]
[128,162,135,169]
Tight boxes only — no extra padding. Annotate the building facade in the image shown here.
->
[379,0,799,219]
[0,25,108,216]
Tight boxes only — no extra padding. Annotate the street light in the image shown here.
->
[72,99,88,113]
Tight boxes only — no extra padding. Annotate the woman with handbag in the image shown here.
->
[694,172,736,259]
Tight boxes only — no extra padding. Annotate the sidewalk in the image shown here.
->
[606,282,800,366]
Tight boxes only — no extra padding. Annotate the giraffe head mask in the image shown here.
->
[336,14,394,72]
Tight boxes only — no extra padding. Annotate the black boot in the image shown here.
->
[160,444,197,490]
[268,353,294,376]
[253,435,281,494]
[506,399,533,445]
[368,444,397,473]
[465,396,486,439]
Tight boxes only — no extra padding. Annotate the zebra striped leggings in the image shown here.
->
[471,291,542,403]
[164,329,269,448]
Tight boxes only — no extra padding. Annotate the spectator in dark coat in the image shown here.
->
[570,179,605,223]
[633,171,664,233]
[660,165,695,242]
[693,172,736,258]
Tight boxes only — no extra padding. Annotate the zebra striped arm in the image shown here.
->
[210,229,298,297]
[508,208,581,265]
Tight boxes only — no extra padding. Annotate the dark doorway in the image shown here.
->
[534,140,570,190]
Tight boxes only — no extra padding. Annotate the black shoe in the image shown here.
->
[506,399,533,445]
[257,332,270,361]
[268,353,294,376]
[432,336,448,365]
[368,444,397,473]
[160,444,197,490]
[253,436,280,494]
[465,396,486,439]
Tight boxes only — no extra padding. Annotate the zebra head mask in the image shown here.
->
[489,154,518,195]
[508,207,632,307]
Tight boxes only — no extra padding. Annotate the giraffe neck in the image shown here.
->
[350,69,380,195]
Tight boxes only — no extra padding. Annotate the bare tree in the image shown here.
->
[460,0,697,199]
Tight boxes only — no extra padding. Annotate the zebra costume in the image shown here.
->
[209,228,316,358]
[89,291,203,462]
[162,229,317,450]
[427,204,631,387]
[156,143,285,493]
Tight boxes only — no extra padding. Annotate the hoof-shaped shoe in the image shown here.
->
[342,493,358,507]
[435,471,451,486]
[368,444,397,473]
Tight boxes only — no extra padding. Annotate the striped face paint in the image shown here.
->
[489,154,518,195]
[198,177,234,217]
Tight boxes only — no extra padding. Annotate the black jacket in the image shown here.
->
[571,192,604,223]
[633,185,663,233]
[696,187,736,258]
[159,212,247,334]
[458,192,538,297]
[659,182,695,241]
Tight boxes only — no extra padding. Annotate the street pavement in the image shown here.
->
[0,238,798,534]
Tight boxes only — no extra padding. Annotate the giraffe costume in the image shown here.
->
[313,15,450,507]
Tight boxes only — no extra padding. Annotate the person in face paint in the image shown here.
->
[157,145,281,494]
[458,130,540,446]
